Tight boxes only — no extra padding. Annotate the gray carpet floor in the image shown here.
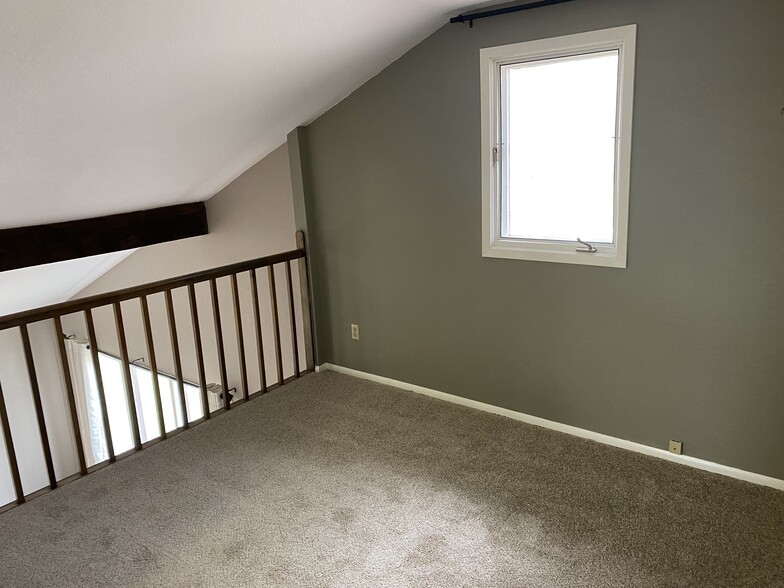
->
[0,371,782,587]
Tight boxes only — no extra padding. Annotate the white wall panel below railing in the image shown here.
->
[0,325,81,502]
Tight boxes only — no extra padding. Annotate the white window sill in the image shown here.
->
[483,240,626,268]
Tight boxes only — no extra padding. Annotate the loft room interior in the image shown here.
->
[1,0,782,586]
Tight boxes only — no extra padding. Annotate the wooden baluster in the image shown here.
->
[85,309,115,462]
[231,274,249,401]
[53,316,87,475]
[0,245,316,506]
[19,324,57,488]
[285,262,300,378]
[268,265,284,385]
[165,289,188,428]
[250,269,267,394]
[0,376,25,504]
[210,278,230,410]
[113,303,142,450]
[140,296,166,439]
[188,284,209,419]
[295,231,315,372]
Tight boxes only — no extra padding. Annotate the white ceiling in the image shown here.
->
[0,250,135,316]
[1,0,495,315]
[0,0,491,230]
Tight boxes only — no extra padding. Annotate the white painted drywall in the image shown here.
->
[0,251,136,316]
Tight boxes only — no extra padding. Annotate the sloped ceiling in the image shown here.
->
[0,250,135,315]
[1,0,497,314]
[1,0,493,230]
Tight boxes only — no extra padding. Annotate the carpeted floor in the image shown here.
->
[0,371,782,587]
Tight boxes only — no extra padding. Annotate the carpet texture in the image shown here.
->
[0,371,782,587]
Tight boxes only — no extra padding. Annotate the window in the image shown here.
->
[480,25,636,268]
[68,340,205,465]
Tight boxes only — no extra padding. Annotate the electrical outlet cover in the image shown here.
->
[668,440,683,455]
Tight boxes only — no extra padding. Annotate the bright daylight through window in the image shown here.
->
[481,25,636,267]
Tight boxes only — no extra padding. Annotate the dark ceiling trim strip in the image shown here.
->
[450,0,578,27]
[0,202,209,272]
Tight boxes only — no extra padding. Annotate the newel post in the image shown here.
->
[295,231,315,372]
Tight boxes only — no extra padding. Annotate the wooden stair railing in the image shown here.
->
[0,231,314,512]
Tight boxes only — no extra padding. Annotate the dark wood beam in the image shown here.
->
[0,202,208,272]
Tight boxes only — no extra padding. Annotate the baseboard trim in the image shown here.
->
[316,363,784,491]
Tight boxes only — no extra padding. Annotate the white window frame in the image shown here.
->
[480,25,636,268]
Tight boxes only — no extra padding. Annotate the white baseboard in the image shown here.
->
[316,363,784,491]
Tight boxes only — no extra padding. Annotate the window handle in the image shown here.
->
[492,144,502,165]
[576,238,597,253]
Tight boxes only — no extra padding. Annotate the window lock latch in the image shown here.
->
[576,238,598,253]
[492,143,505,165]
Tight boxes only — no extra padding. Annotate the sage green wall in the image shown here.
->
[304,0,784,478]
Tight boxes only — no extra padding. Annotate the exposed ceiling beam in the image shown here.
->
[0,202,208,272]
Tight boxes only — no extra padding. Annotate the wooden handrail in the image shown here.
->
[0,248,305,330]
